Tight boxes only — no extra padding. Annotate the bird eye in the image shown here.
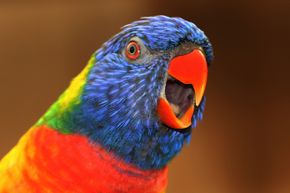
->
[125,41,140,60]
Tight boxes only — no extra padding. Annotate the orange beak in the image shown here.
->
[157,49,208,129]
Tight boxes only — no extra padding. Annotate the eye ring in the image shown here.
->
[125,41,141,60]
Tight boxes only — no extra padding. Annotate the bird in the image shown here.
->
[0,15,213,193]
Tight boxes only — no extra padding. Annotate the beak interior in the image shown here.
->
[165,75,195,118]
[157,49,208,129]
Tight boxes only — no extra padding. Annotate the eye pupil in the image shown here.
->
[129,45,135,54]
[125,41,141,60]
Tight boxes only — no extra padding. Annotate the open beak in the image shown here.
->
[157,49,208,129]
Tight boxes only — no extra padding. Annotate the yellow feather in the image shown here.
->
[58,56,95,110]
[0,128,35,189]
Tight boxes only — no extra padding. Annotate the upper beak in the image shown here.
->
[157,49,208,129]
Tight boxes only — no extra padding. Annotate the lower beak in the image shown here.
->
[157,49,208,129]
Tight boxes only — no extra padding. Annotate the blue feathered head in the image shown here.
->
[43,16,213,169]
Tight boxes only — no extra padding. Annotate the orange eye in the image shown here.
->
[125,41,140,60]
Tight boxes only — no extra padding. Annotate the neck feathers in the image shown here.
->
[0,126,168,193]
[36,56,95,133]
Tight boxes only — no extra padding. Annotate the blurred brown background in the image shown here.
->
[0,1,289,193]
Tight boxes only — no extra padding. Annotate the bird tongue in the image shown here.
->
[157,49,208,129]
[165,77,194,118]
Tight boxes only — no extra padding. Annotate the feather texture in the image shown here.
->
[0,126,167,193]
[0,15,213,192]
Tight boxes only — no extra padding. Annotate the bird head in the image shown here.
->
[38,16,213,169]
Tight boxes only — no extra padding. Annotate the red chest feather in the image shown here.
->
[0,126,168,193]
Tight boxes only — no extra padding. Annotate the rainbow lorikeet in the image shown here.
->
[0,16,213,193]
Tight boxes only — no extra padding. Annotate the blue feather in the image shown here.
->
[53,16,212,169]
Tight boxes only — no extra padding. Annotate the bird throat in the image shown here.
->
[0,126,168,193]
